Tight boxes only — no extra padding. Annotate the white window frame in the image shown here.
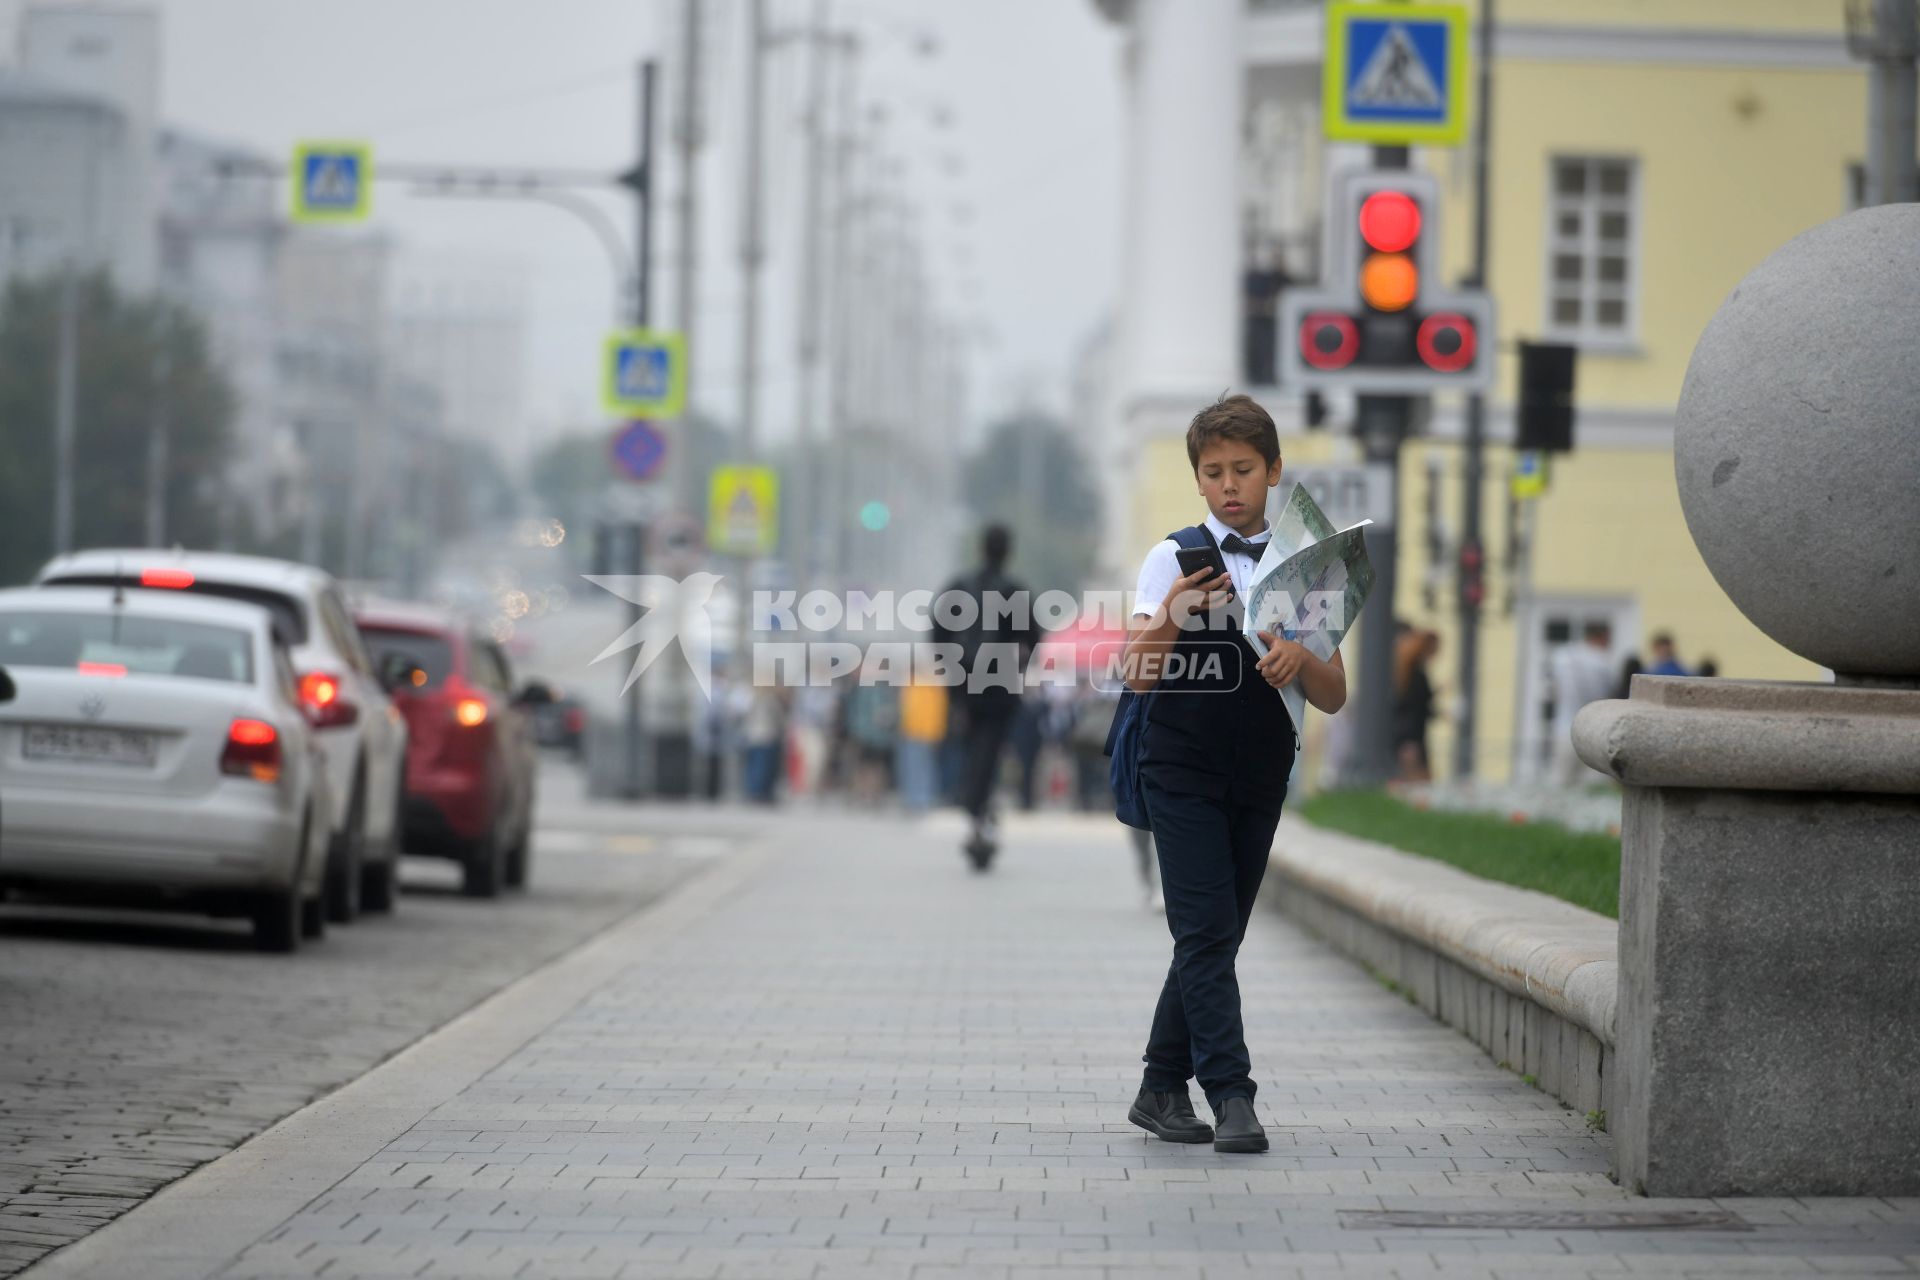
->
[1542,155,1642,351]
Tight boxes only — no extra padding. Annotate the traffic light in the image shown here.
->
[1516,340,1577,452]
[1280,169,1494,394]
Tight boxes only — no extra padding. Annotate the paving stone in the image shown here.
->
[51,805,1920,1279]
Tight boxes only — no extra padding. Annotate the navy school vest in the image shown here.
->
[1139,524,1299,812]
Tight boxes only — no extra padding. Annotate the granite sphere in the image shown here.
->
[1674,203,1920,677]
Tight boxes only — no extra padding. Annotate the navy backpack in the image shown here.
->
[1103,525,1213,830]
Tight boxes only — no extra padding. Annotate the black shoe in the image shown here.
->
[1211,1096,1268,1153]
[1127,1086,1214,1144]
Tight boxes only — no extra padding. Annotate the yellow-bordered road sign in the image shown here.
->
[291,142,373,223]
[709,465,779,556]
[1323,3,1469,146]
[603,329,687,418]
[1511,450,1549,500]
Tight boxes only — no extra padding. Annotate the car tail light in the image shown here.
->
[298,670,359,728]
[76,661,127,677]
[564,706,585,734]
[140,568,195,589]
[454,697,489,727]
[222,717,282,783]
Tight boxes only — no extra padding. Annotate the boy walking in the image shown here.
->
[1122,395,1349,1153]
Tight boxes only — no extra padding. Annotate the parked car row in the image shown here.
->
[0,550,543,952]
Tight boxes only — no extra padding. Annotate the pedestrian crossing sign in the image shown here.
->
[291,142,372,223]
[708,465,779,557]
[1323,3,1469,146]
[604,329,688,417]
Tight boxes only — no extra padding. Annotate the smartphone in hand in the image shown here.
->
[1175,544,1233,596]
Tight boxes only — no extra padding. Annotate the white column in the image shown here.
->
[1112,0,1244,552]
[1120,0,1242,406]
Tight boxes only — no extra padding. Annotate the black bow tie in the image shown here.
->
[1220,534,1269,558]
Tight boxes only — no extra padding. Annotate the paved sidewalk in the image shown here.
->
[34,807,1920,1279]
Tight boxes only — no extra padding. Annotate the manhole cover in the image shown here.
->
[1341,1209,1749,1232]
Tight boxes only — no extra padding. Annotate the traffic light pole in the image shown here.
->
[1351,391,1411,786]
[1345,145,1415,788]
[623,60,657,801]
[1454,0,1496,780]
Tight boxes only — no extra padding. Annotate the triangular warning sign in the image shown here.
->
[1352,24,1441,109]
[728,486,758,518]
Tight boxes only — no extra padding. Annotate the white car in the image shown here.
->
[0,586,332,951]
[36,552,408,923]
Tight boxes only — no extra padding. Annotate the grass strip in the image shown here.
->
[1295,789,1622,918]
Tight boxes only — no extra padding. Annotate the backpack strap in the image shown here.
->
[1167,524,1213,551]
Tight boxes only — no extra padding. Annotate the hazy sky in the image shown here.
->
[3,0,1126,451]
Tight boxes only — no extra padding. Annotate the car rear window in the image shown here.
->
[360,627,454,690]
[0,610,255,683]
[40,576,307,645]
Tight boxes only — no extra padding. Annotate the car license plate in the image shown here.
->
[23,724,157,767]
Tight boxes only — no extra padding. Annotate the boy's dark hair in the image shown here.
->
[1650,631,1674,650]
[1186,393,1281,470]
[981,523,1012,570]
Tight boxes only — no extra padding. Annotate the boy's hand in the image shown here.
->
[1168,568,1233,625]
[1254,631,1308,688]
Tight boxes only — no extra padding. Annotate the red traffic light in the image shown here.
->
[1300,313,1359,370]
[1416,313,1477,372]
[1359,191,1421,253]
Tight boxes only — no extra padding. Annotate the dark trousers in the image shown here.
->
[1139,775,1282,1113]
[958,694,1019,822]
[743,742,782,803]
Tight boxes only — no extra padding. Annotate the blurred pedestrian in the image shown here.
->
[1550,621,1615,785]
[843,679,898,807]
[933,524,1041,870]
[1069,687,1117,812]
[822,671,859,797]
[696,671,736,801]
[790,682,837,798]
[742,686,788,805]
[1615,653,1644,700]
[895,673,948,812]
[1647,631,1690,677]
[1391,628,1440,783]
[1012,696,1046,811]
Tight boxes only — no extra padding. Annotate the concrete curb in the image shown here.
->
[1268,813,1620,1117]
[1270,814,1618,1045]
[21,836,775,1280]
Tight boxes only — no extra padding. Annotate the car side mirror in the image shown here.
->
[0,666,14,703]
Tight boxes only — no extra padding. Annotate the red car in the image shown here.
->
[353,603,537,897]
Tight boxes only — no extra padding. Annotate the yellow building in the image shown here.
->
[1099,0,1863,782]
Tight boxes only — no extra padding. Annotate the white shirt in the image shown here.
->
[1132,513,1273,619]
[1549,642,1616,732]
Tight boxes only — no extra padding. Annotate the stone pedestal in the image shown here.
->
[1576,676,1920,1196]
